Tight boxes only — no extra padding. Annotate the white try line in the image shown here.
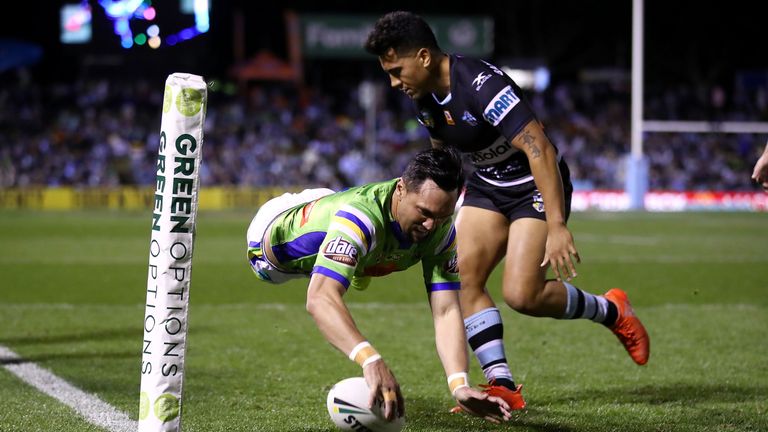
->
[0,344,135,432]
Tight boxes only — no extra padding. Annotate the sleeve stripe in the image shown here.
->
[312,266,351,289]
[427,282,461,292]
[436,226,457,255]
[337,207,375,251]
[330,218,368,252]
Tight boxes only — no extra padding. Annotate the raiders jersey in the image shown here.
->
[414,54,557,186]
[251,178,460,292]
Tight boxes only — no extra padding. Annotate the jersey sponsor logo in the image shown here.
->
[443,110,455,125]
[418,110,434,128]
[472,72,491,91]
[532,190,545,213]
[483,85,520,126]
[469,136,516,165]
[300,199,319,227]
[461,111,478,126]
[323,236,358,266]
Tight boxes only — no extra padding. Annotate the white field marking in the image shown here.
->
[0,345,135,432]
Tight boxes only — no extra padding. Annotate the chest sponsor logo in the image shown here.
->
[469,136,516,165]
[323,236,358,266]
[472,72,491,91]
[461,111,478,126]
[443,110,455,125]
[418,110,434,128]
[483,85,520,126]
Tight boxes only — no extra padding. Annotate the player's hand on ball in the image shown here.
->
[454,386,512,423]
[363,359,405,421]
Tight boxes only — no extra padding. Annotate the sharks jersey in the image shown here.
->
[260,178,460,292]
[414,54,558,186]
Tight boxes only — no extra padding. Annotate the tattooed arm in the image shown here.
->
[511,119,579,280]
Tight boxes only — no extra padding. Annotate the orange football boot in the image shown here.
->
[604,288,650,365]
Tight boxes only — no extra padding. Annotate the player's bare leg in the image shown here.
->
[503,218,649,365]
[453,206,525,410]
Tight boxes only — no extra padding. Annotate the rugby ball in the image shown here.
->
[326,377,405,432]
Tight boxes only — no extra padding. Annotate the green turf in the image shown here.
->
[0,210,766,431]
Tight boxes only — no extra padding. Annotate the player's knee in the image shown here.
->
[502,286,540,314]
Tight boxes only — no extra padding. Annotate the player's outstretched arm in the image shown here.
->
[305,273,403,420]
[752,142,768,192]
[429,289,511,423]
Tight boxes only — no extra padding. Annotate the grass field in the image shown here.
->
[0,210,766,432]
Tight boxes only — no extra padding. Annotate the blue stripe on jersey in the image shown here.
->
[272,232,326,263]
[248,241,260,248]
[335,210,372,250]
[389,221,412,249]
[437,226,456,255]
[312,266,350,289]
[427,282,461,292]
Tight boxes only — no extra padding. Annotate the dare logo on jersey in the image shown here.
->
[323,236,358,266]
[483,85,520,126]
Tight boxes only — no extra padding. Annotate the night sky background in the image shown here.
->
[3,0,767,92]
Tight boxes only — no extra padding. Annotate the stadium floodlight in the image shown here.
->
[140,73,207,432]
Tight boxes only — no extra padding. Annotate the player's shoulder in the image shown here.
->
[332,180,395,229]
[451,55,508,90]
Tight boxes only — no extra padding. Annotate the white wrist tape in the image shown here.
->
[447,372,469,397]
[348,341,381,367]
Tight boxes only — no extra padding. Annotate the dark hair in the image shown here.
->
[364,11,440,56]
[401,147,464,193]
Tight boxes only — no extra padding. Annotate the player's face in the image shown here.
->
[394,179,457,243]
[379,48,432,99]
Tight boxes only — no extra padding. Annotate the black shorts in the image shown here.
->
[462,159,573,222]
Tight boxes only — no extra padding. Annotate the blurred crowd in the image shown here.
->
[1,74,766,191]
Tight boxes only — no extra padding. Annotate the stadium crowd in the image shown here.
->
[1,75,766,191]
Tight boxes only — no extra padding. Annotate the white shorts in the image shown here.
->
[246,188,335,284]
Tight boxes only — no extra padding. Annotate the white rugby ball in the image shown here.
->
[326,377,405,432]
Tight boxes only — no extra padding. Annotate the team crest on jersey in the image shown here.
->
[443,110,455,125]
[472,72,491,91]
[418,110,434,128]
[532,190,545,213]
[444,256,459,274]
[323,236,358,266]
[461,111,478,126]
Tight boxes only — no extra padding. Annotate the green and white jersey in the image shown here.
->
[265,178,459,292]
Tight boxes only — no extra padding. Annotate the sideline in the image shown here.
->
[0,344,135,432]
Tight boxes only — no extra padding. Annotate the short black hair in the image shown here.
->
[401,146,464,193]
[364,11,440,56]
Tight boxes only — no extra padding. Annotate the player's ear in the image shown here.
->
[417,48,431,68]
[396,179,406,197]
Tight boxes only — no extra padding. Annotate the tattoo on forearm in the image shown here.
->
[522,129,541,159]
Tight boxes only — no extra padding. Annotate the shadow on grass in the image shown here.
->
[543,382,766,405]
[405,396,576,432]
[0,350,136,365]
[0,328,141,346]
[0,325,211,346]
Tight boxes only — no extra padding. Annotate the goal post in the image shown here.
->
[140,73,207,432]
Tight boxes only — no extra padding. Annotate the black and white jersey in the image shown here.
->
[414,54,556,186]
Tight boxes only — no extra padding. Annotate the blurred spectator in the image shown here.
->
[0,75,766,191]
